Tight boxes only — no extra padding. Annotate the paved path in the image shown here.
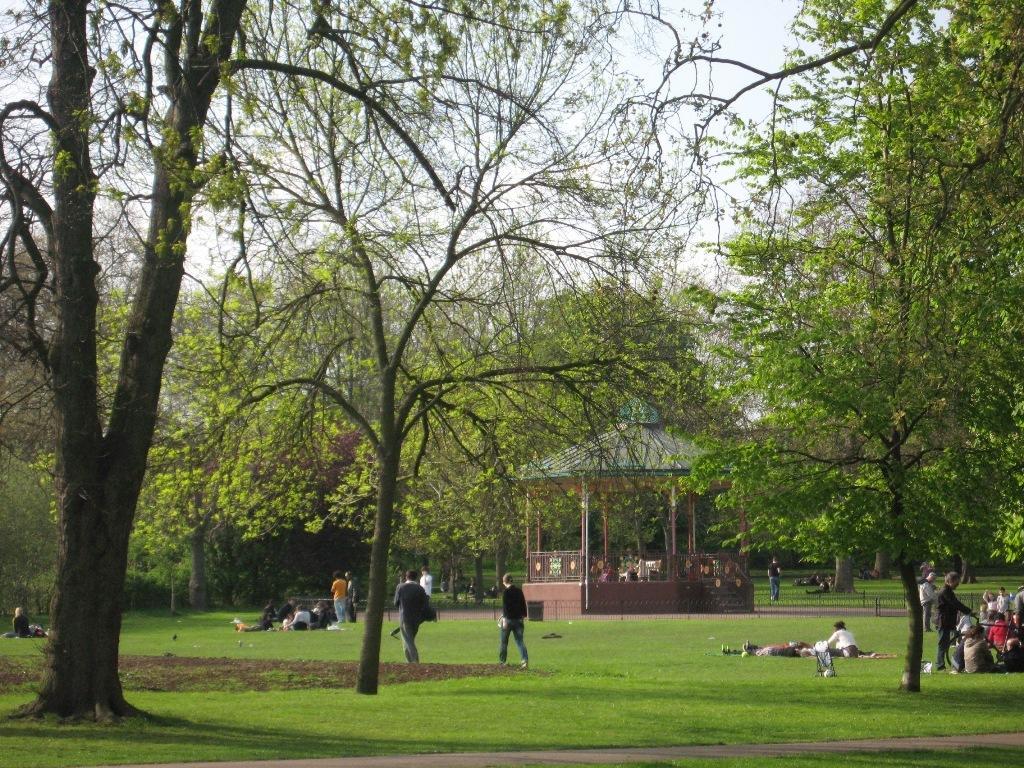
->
[101,732,1023,768]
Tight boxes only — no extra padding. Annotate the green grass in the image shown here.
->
[506,750,1024,768]
[751,572,1024,607]
[0,611,1021,767]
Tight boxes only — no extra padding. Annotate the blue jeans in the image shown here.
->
[499,619,528,664]
[769,577,780,601]
[334,598,346,623]
[936,627,956,669]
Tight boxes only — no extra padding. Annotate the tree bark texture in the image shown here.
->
[189,524,208,611]
[833,556,854,593]
[473,554,485,604]
[356,446,400,694]
[23,0,245,720]
[898,558,923,692]
[449,561,460,603]
[873,550,892,579]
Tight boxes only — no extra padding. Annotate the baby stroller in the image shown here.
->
[814,640,836,677]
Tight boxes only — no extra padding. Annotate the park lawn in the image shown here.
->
[0,612,1021,767]
[506,750,1024,768]
[750,572,1024,607]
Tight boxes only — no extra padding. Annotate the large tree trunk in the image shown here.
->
[873,550,891,579]
[898,557,923,692]
[33,499,137,720]
[356,435,401,694]
[473,553,485,604]
[834,555,854,593]
[21,0,245,720]
[189,525,208,611]
[960,558,976,584]
[449,559,460,602]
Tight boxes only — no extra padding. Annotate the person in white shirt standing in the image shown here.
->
[918,572,937,632]
[420,565,433,596]
[995,587,1010,615]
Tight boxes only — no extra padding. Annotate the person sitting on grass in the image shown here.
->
[823,621,875,658]
[2,607,31,638]
[276,600,294,622]
[823,621,894,659]
[806,577,832,595]
[986,611,1009,651]
[985,611,1021,654]
[282,605,311,631]
[827,621,861,657]
[963,624,996,673]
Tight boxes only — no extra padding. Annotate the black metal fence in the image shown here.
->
[382,591,992,622]
[399,596,924,621]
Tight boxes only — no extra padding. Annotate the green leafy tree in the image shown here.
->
[0,0,246,717]
[0,452,56,615]
[135,281,368,609]
[221,0,690,694]
[709,0,1024,692]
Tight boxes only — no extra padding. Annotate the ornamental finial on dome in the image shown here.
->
[617,399,660,425]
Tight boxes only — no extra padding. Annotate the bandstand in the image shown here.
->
[519,403,753,615]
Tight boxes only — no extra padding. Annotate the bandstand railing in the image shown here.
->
[676,551,752,589]
[528,549,750,586]
[528,550,585,582]
[589,551,671,581]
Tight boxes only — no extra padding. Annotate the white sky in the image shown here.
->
[0,0,801,286]
[626,0,802,285]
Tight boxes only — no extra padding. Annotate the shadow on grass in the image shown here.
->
[3,707,537,760]
[509,748,1023,768]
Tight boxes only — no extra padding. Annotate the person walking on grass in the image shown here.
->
[330,570,348,624]
[395,569,429,663]
[499,573,529,669]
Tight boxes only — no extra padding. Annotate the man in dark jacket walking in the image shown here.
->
[394,569,429,663]
[935,571,974,671]
[499,573,529,669]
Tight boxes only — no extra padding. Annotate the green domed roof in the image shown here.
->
[520,404,701,483]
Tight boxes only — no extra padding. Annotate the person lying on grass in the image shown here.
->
[739,640,814,657]
[235,602,277,632]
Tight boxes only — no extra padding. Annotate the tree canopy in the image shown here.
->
[705,0,1024,692]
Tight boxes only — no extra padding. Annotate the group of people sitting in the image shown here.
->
[954,610,1023,673]
[234,599,340,632]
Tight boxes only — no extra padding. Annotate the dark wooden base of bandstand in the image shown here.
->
[523,579,752,616]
